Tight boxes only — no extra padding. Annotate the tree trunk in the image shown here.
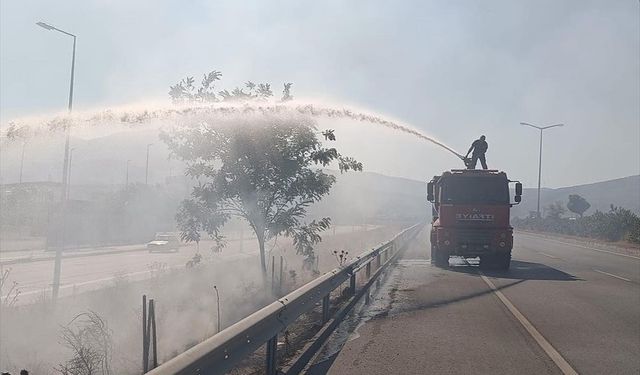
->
[257,232,267,276]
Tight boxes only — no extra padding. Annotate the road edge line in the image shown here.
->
[480,273,579,375]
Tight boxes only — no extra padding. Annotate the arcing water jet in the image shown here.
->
[1,101,465,160]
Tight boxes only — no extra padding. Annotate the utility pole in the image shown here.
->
[37,21,76,301]
[145,143,153,185]
[520,122,564,219]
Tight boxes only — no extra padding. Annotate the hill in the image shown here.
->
[511,175,640,218]
[313,172,640,223]
[309,171,428,225]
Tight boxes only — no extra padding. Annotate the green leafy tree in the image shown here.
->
[567,194,590,218]
[164,71,362,276]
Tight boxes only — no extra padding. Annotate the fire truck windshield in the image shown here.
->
[441,177,509,204]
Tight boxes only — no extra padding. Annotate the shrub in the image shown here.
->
[513,205,640,244]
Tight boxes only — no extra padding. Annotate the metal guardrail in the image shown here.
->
[147,223,424,375]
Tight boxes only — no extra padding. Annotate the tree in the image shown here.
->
[163,70,362,276]
[567,194,590,218]
[546,201,566,220]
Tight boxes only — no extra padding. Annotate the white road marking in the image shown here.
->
[592,269,632,282]
[538,251,561,260]
[480,273,579,375]
[519,233,640,260]
[398,259,431,265]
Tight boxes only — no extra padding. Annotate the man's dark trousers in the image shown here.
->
[471,153,487,169]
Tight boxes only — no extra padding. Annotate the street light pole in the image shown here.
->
[126,159,131,187]
[19,142,26,184]
[37,21,77,301]
[520,122,564,219]
[145,143,153,185]
[67,147,76,199]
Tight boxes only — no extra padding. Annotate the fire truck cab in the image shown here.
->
[427,169,522,270]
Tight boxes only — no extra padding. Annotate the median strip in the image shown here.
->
[480,273,578,375]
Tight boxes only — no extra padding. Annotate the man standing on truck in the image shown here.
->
[465,135,488,169]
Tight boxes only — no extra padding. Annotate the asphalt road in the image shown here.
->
[307,231,640,375]
[1,238,260,302]
[0,225,382,303]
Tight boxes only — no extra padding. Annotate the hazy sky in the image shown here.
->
[1,0,638,188]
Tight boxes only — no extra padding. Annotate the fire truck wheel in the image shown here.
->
[434,247,449,267]
[495,252,511,271]
[480,254,496,270]
[430,245,437,264]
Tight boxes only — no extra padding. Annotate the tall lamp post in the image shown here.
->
[67,147,76,199]
[37,21,77,300]
[145,143,153,185]
[19,142,26,184]
[520,122,564,219]
[126,159,131,187]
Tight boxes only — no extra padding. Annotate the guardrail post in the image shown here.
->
[349,272,356,296]
[322,294,330,323]
[377,253,381,268]
[266,334,278,375]
[271,256,275,294]
[279,256,284,296]
[365,262,371,279]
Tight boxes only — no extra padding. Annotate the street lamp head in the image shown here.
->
[35,21,75,37]
[542,123,565,129]
[36,21,55,30]
[520,122,565,130]
[520,122,541,129]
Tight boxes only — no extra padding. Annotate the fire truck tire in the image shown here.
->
[434,247,449,267]
[430,245,437,264]
[479,255,493,269]
[495,252,511,271]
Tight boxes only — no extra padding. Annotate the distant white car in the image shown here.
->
[147,233,180,253]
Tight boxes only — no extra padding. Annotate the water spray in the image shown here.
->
[1,102,466,162]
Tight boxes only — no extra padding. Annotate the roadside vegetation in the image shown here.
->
[512,195,640,245]
[165,70,362,277]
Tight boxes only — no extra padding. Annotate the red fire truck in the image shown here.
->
[427,169,522,270]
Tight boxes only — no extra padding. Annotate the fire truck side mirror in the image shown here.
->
[427,182,434,202]
[514,195,522,203]
[515,182,523,196]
